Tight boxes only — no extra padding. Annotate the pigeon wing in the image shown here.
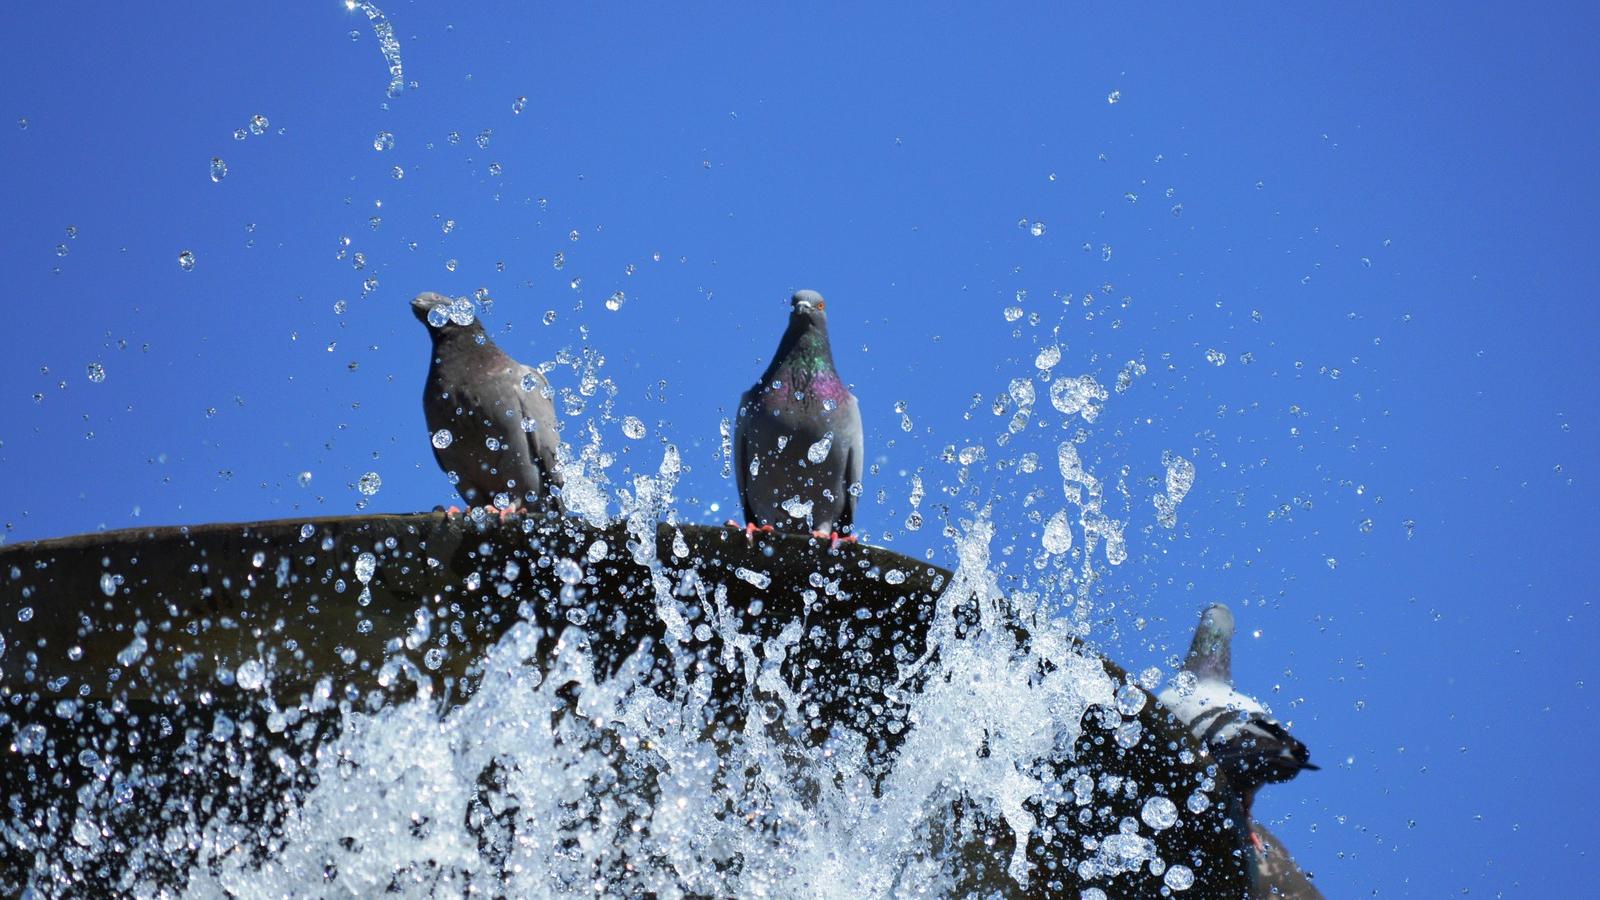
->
[511,363,564,507]
[836,398,864,533]
[733,388,758,524]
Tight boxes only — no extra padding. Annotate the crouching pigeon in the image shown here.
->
[732,290,863,544]
[1158,604,1318,846]
[412,292,564,516]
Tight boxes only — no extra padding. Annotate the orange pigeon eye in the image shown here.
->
[816,300,826,310]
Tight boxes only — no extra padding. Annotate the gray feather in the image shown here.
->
[413,292,564,511]
[735,290,863,535]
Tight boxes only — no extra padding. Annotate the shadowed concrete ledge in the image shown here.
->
[0,514,1318,897]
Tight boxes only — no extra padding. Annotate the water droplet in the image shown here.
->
[357,471,382,496]
[512,95,527,115]
[1115,684,1147,716]
[17,116,28,130]
[116,634,147,667]
[781,497,814,520]
[210,157,227,182]
[373,131,394,151]
[354,552,377,584]
[177,250,196,272]
[431,428,454,449]
[555,558,583,585]
[1164,865,1194,891]
[298,471,313,487]
[1029,220,1046,237]
[1140,796,1178,830]
[884,569,906,585]
[249,114,269,135]
[476,129,492,149]
[1205,348,1227,366]
[621,416,646,439]
[605,291,625,311]
[1106,89,1121,105]
[735,567,771,590]
[55,242,69,257]
[86,362,105,383]
[806,434,833,464]
[235,659,266,691]
[552,251,565,270]
[1042,510,1073,554]
[447,298,475,325]
[1034,345,1061,370]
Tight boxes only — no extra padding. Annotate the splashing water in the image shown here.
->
[354,2,405,98]
[0,199,1266,897]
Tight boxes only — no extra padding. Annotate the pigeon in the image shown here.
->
[732,290,863,544]
[412,291,564,516]
[1157,604,1317,843]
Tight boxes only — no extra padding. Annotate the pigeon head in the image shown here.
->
[762,290,839,386]
[411,292,482,337]
[1182,603,1235,683]
[789,290,828,325]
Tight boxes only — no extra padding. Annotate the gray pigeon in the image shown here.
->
[412,292,564,515]
[733,290,863,542]
[1157,604,1318,848]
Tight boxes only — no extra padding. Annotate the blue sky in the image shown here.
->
[3,2,1598,894]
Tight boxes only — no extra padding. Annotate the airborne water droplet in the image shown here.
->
[1041,510,1072,554]
[806,434,833,464]
[373,131,394,151]
[555,558,583,585]
[357,471,382,496]
[86,362,106,384]
[1140,796,1178,830]
[210,157,227,182]
[177,250,196,272]
[355,553,377,585]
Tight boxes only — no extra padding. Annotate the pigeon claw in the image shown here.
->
[737,522,773,546]
[811,530,858,550]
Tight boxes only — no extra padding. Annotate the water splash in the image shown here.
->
[353,2,405,98]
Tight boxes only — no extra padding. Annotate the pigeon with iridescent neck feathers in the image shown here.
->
[1157,604,1318,857]
[731,290,863,545]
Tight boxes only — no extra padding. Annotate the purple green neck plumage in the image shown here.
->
[760,317,848,403]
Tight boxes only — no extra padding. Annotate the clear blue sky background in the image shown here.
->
[3,2,1597,894]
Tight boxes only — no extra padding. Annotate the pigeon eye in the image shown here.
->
[815,301,825,310]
